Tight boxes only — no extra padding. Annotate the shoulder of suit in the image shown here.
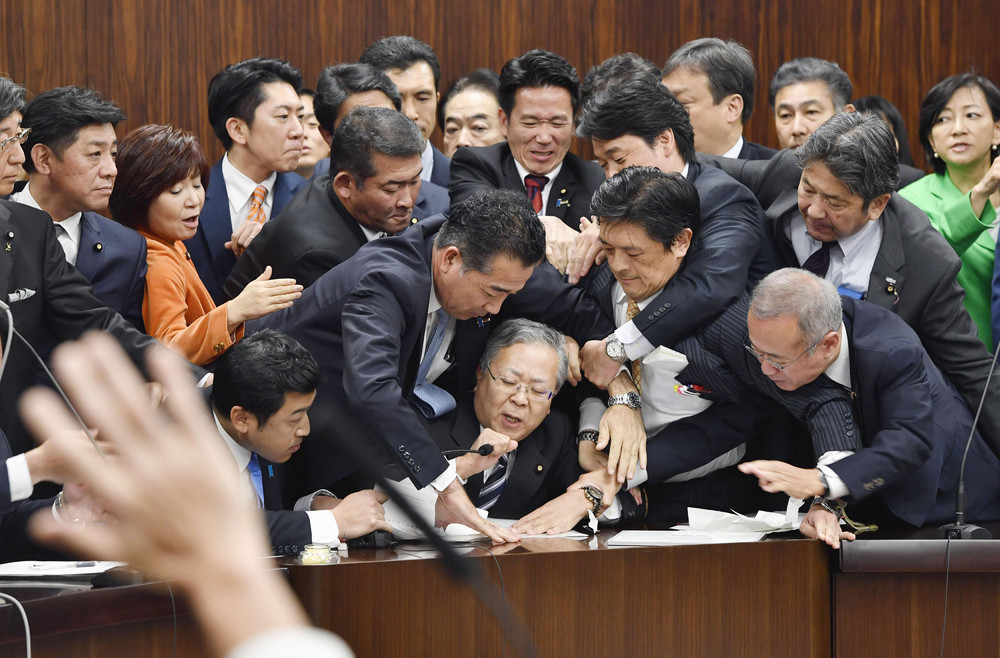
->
[562,151,604,180]
[84,212,145,246]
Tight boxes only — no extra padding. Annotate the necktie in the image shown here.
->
[412,309,457,418]
[626,299,642,393]
[801,241,835,278]
[479,453,510,511]
[524,175,549,214]
[247,184,268,224]
[247,453,264,509]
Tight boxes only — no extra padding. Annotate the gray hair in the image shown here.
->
[0,77,26,122]
[796,112,900,207]
[768,57,853,110]
[478,319,568,390]
[749,269,842,351]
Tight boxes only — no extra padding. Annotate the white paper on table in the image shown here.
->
[375,478,441,540]
[685,497,805,535]
[606,530,765,546]
[0,561,126,577]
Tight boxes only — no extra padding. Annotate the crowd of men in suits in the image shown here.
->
[4,33,1000,574]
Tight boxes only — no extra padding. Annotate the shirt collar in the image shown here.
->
[222,153,277,212]
[513,157,563,191]
[215,410,252,472]
[612,280,662,310]
[721,137,745,159]
[420,141,434,182]
[822,323,851,389]
[834,218,882,262]
[12,182,82,240]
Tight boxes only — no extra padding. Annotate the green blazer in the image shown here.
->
[900,173,997,348]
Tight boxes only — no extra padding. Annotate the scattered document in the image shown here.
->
[0,561,126,577]
[607,530,765,546]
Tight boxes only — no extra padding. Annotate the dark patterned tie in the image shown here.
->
[479,453,510,510]
[801,241,835,277]
[524,175,549,214]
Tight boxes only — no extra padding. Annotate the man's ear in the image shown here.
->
[671,227,694,258]
[226,117,249,146]
[724,94,745,125]
[230,406,253,434]
[332,171,354,201]
[498,108,509,139]
[31,144,53,175]
[438,245,462,274]
[865,193,892,222]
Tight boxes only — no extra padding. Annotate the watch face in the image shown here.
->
[626,392,641,408]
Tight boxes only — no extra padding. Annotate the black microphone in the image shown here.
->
[937,345,1000,540]
[441,444,494,458]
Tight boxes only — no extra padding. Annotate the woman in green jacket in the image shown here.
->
[900,73,1000,348]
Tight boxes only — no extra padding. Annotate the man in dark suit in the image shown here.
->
[224,107,426,295]
[184,58,308,304]
[449,49,605,228]
[307,63,449,219]
[13,85,146,330]
[429,319,597,530]
[736,270,1000,544]
[360,36,451,189]
[700,113,1000,461]
[571,76,781,389]
[252,189,612,543]
[208,330,390,556]
[662,38,776,161]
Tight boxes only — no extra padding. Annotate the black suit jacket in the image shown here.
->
[223,175,370,296]
[0,200,157,455]
[74,211,147,332]
[429,145,451,189]
[250,215,612,493]
[700,150,1000,459]
[428,394,580,519]
[623,162,783,350]
[448,143,605,227]
[737,140,777,161]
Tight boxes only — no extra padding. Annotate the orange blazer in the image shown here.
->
[141,231,244,365]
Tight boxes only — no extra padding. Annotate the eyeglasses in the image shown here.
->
[744,332,827,371]
[485,364,553,402]
[0,127,30,153]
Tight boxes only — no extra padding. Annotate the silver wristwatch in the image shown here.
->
[607,392,642,409]
[605,334,627,363]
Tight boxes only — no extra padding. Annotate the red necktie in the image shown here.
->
[524,175,549,214]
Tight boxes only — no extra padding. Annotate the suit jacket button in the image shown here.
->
[5,231,12,239]
[413,465,421,472]
[398,445,406,452]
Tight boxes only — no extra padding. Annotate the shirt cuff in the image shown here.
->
[430,460,459,493]
[293,489,336,512]
[614,322,655,361]
[579,397,605,433]
[304,510,341,546]
[818,450,853,500]
[6,454,33,502]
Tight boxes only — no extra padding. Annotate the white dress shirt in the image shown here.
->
[4,454,33,502]
[421,281,459,492]
[214,412,340,544]
[788,216,883,297]
[513,158,564,216]
[420,140,434,183]
[10,182,82,265]
[222,154,277,233]
[721,136,744,159]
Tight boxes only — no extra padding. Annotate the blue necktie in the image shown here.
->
[479,453,510,511]
[413,309,457,418]
[247,453,264,509]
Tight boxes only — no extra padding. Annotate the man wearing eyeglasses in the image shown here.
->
[736,268,1000,547]
[428,319,610,532]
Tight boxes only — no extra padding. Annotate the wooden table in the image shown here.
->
[0,530,832,657]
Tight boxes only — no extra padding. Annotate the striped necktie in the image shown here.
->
[247,184,268,224]
[626,299,642,393]
[479,453,510,511]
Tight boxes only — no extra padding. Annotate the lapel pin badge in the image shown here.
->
[94,242,103,252]
[476,316,491,327]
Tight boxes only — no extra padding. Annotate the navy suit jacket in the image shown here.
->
[428,394,581,520]
[700,149,1000,460]
[0,429,57,560]
[184,159,307,304]
[737,140,777,161]
[73,211,147,331]
[310,157,450,219]
[259,454,313,556]
[429,144,451,189]
[251,215,612,492]
[623,162,782,351]
[0,201,157,455]
[449,143,605,228]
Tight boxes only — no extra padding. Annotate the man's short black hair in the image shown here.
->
[0,77,27,124]
[360,36,441,89]
[435,189,545,273]
[211,329,322,426]
[313,63,403,134]
[576,76,696,164]
[207,57,303,150]
[498,49,581,118]
[331,106,423,187]
[590,166,701,249]
[663,38,757,124]
[581,53,660,103]
[437,68,500,131]
[768,57,853,110]
[21,86,126,174]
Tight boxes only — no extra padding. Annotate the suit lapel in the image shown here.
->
[201,161,232,260]
[768,189,801,266]
[500,147,525,197]
[547,162,579,221]
[867,202,905,311]
[0,205,13,295]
